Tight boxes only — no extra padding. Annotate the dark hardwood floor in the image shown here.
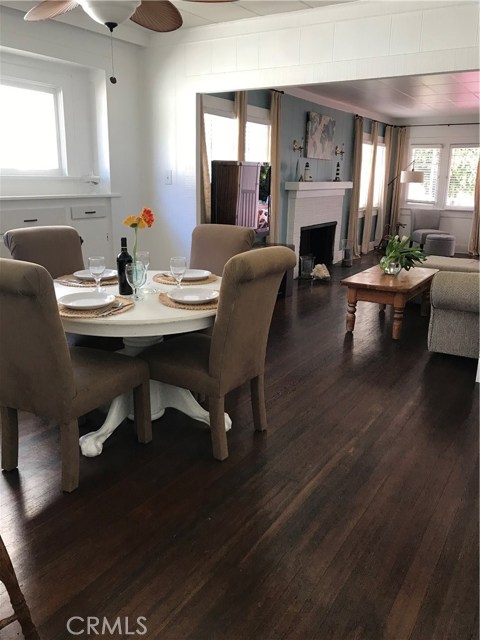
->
[1,254,478,640]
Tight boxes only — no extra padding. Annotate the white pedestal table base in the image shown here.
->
[79,336,232,457]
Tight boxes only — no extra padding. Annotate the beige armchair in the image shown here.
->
[0,258,152,492]
[141,246,297,460]
[189,224,256,275]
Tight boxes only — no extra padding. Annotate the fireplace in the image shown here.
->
[284,181,352,278]
[299,221,337,267]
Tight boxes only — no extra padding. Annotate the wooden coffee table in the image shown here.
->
[340,265,438,340]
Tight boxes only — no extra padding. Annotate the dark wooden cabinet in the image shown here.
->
[211,160,260,228]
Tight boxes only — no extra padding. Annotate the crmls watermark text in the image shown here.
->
[66,616,147,636]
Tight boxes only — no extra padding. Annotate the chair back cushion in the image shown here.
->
[189,224,256,276]
[411,210,441,232]
[210,246,296,393]
[0,259,75,418]
[3,226,84,279]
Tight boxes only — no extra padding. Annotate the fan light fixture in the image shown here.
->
[80,0,141,31]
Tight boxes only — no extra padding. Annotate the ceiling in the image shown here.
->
[1,1,479,124]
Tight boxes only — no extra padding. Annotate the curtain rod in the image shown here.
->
[355,114,479,128]
[406,122,480,127]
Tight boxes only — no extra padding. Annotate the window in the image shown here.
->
[1,51,106,197]
[203,95,271,180]
[204,112,238,180]
[359,142,386,209]
[446,146,480,208]
[245,121,270,163]
[405,147,441,204]
[0,82,63,175]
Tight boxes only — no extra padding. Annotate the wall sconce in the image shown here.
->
[292,139,304,153]
[335,144,345,160]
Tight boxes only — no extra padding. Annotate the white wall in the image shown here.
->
[142,0,479,255]
[0,6,146,265]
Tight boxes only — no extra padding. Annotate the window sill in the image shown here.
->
[0,193,120,201]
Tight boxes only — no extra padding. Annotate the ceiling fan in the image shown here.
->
[24,0,237,33]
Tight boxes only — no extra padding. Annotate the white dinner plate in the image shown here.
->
[167,288,219,305]
[58,292,116,310]
[162,269,211,281]
[73,269,117,281]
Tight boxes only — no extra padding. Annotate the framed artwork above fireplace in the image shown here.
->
[306,112,336,160]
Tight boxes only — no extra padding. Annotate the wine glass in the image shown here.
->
[88,256,106,293]
[136,251,151,293]
[170,256,187,288]
[125,262,147,300]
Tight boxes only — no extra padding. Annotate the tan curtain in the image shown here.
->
[361,121,378,254]
[269,90,282,243]
[376,125,393,243]
[347,115,363,257]
[199,95,211,223]
[468,159,480,256]
[235,91,248,162]
[390,127,407,231]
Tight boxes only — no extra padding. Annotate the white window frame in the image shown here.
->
[0,78,66,177]
[445,144,480,210]
[203,95,272,170]
[0,51,102,195]
[404,145,442,207]
[359,135,386,212]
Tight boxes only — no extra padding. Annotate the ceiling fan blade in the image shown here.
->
[130,1,182,32]
[24,0,79,21]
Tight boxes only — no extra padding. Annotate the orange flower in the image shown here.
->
[141,207,155,228]
[122,207,155,262]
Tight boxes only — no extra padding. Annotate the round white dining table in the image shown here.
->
[54,272,230,457]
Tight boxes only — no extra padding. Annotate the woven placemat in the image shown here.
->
[158,292,218,311]
[55,274,118,288]
[153,273,218,286]
[59,296,134,318]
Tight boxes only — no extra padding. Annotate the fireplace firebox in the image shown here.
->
[299,221,337,267]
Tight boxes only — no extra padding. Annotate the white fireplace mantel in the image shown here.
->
[284,181,353,277]
[285,181,353,195]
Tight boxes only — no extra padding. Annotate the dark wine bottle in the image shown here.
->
[117,237,133,295]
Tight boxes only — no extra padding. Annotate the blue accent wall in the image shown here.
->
[279,94,355,243]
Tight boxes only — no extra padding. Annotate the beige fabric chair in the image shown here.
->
[189,224,256,276]
[141,246,297,460]
[3,225,84,278]
[410,210,445,247]
[0,258,152,492]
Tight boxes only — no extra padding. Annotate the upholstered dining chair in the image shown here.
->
[3,225,84,278]
[189,223,256,276]
[0,534,39,639]
[141,246,297,461]
[4,225,123,350]
[410,210,444,247]
[0,258,152,492]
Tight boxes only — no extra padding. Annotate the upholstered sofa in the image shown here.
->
[428,271,479,359]
[422,255,480,273]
